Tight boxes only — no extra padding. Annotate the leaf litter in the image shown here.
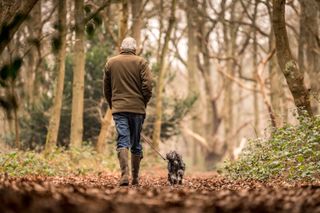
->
[0,172,320,213]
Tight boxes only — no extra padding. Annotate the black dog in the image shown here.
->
[166,151,186,185]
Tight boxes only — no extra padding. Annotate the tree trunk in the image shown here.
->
[252,0,259,135]
[269,32,283,126]
[25,1,41,106]
[267,3,285,125]
[198,4,215,140]
[70,0,85,147]
[186,0,201,166]
[195,0,223,167]
[272,0,313,116]
[118,0,128,49]
[156,0,164,61]
[223,1,237,156]
[186,0,199,95]
[130,0,142,48]
[10,84,20,149]
[152,0,176,149]
[298,0,320,114]
[45,0,67,153]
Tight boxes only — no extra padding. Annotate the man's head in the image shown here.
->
[120,37,137,51]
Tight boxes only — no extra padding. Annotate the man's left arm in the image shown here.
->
[103,63,112,109]
[140,60,153,106]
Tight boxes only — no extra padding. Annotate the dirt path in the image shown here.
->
[0,172,320,213]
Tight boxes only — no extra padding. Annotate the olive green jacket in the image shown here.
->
[103,49,153,114]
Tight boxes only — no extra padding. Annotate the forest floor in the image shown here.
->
[1,171,320,213]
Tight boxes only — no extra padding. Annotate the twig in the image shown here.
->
[213,61,259,92]
[180,125,211,151]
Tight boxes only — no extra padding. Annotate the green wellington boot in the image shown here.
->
[131,154,142,186]
[117,148,129,186]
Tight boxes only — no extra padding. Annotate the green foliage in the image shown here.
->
[10,58,23,79]
[0,13,26,43]
[93,15,103,27]
[0,145,118,176]
[160,95,197,138]
[84,5,104,40]
[0,57,22,87]
[143,93,198,140]
[51,36,61,54]
[84,4,92,14]
[224,115,320,181]
[0,57,22,118]
[86,22,96,38]
[19,94,52,149]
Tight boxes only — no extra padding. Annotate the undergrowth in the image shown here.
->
[0,146,117,176]
[0,144,166,176]
[224,115,320,181]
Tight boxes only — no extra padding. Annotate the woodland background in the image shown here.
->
[0,0,319,172]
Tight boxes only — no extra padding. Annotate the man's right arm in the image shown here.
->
[103,62,112,109]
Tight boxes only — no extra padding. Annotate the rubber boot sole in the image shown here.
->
[119,177,129,186]
[119,181,129,186]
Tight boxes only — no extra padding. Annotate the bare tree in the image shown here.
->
[267,2,284,126]
[45,0,67,152]
[118,0,128,48]
[25,1,41,106]
[70,0,85,147]
[252,0,260,134]
[152,0,177,149]
[130,0,143,48]
[298,0,320,114]
[186,0,201,165]
[272,0,313,116]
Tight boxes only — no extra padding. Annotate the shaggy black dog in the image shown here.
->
[166,151,186,185]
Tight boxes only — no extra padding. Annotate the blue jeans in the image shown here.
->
[113,112,145,156]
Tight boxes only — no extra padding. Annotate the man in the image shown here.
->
[103,37,153,186]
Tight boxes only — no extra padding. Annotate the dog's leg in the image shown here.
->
[168,173,172,185]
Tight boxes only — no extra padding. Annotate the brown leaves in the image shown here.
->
[0,173,320,212]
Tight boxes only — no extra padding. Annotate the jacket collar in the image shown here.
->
[120,49,136,55]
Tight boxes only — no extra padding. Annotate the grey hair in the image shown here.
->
[120,37,137,50]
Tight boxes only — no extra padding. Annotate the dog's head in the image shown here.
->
[166,151,179,161]
[166,151,184,168]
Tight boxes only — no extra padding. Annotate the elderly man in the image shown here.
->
[103,37,153,186]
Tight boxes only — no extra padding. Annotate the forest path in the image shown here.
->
[0,172,320,213]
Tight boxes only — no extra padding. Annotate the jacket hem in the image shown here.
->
[111,109,146,115]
